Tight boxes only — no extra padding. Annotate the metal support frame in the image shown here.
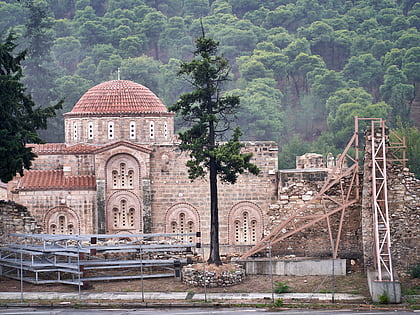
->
[241,118,361,259]
[0,232,200,286]
[370,119,393,281]
[241,117,406,268]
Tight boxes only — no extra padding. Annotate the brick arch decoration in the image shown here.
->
[106,190,142,233]
[228,201,263,245]
[105,153,142,190]
[165,203,201,235]
[44,206,80,234]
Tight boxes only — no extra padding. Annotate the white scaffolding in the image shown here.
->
[370,120,393,281]
[0,232,200,287]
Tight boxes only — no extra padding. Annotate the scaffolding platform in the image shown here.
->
[0,232,200,286]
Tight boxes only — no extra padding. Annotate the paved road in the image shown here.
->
[0,308,417,315]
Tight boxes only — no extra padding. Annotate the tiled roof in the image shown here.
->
[29,143,66,153]
[29,143,97,154]
[17,170,96,191]
[66,80,168,116]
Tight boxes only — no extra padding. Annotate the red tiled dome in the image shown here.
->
[68,80,168,116]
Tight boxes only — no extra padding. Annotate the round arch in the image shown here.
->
[165,203,200,241]
[106,190,142,233]
[228,201,263,245]
[44,206,80,235]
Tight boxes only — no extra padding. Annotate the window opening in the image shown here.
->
[88,122,94,139]
[149,121,154,139]
[120,163,126,187]
[73,123,78,140]
[128,170,134,188]
[232,209,259,245]
[59,215,65,234]
[251,220,257,243]
[164,122,168,140]
[179,213,185,241]
[108,121,114,139]
[130,121,136,139]
[243,212,248,243]
[129,208,135,227]
[171,222,177,234]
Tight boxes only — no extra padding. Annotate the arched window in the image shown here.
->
[130,121,136,140]
[112,163,134,189]
[229,202,262,245]
[45,206,80,235]
[88,121,94,139]
[149,121,154,139]
[165,204,200,243]
[112,199,136,230]
[108,121,114,139]
[49,214,75,235]
[169,212,195,242]
[73,123,78,140]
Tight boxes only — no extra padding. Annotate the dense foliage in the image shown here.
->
[0,32,62,182]
[1,0,419,175]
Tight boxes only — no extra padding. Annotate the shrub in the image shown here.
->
[378,292,389,304]
[274,298,283,307]
[409,264,420,278]
[274,281,291,293]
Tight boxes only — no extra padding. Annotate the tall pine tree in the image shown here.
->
[0,32,62,183]
[170,30,260,265]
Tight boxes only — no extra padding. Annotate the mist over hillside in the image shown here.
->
[0,0,419,174]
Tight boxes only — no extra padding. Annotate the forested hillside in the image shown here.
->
[1,0,419,175]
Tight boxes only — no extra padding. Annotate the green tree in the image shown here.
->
[169,32,260,265]
[141,11,167,60]
[380,65,414,121]
[391,120,420,178]
[0,33,62,182]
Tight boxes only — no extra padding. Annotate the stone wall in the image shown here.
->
[11,189,97,234]
[150,141,279,245]
[182,263,245,287]
[267,174,363,263]
[388,166,420,276]
[0,200,41,243]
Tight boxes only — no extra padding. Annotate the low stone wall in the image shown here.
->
[237,258,346,276]
[182,263,245,287]
[0,200,41,244]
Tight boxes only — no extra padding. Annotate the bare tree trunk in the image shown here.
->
[207,97,222,265]
[208,155,221,265]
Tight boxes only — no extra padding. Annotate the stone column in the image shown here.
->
[96,180,106,234]
[142,179,152,233]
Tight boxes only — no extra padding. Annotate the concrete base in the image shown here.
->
[237,258,346,276]
[367,269,401,303]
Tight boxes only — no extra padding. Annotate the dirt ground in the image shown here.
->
[1,263,419,300]
[1,271,417,298]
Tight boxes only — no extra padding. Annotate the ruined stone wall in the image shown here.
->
[0,200,41,244]
[267,175,363,264]
[387,166,420,276]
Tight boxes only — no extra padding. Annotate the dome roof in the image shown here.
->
[67,80,168,116]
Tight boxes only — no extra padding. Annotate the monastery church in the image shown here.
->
[6,79,278,246]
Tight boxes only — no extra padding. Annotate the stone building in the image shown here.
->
[5,80,278,247]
